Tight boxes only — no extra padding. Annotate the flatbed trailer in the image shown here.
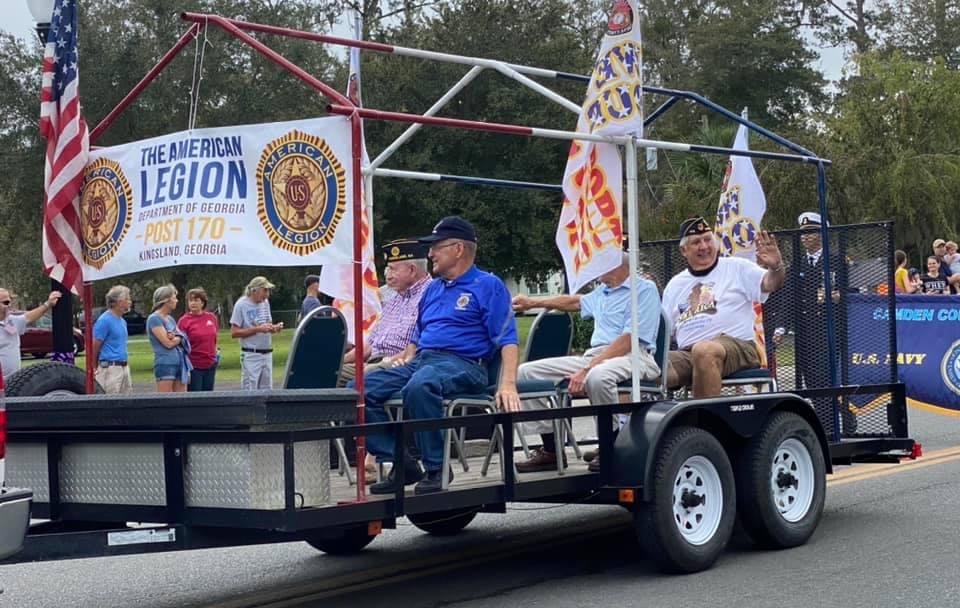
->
[1,382,914,574]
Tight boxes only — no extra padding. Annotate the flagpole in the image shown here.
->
[625,138,642,402]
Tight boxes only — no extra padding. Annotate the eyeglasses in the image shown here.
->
[0,300,10,306]
[429,242,460,252]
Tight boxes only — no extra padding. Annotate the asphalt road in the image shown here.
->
[1,407,957,608]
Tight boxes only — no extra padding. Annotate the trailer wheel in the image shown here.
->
[737,412,826,549]
[407,509,478,536]
[636,426,735,574]
[5,361,102,396]
[303,524,377,555]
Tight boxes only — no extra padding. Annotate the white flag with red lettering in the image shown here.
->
[318,12,381,344]
[557,0,643,293]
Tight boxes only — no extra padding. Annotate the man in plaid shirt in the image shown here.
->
[339,239,432,385]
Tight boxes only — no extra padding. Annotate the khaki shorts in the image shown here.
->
[668,335,760,388]
[95,365,132,394]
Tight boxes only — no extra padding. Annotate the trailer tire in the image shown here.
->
[736,412,826,549]
[304,524,377,555]
[636,426,735,574]
[407,509,478,536]
[5,361,103,396]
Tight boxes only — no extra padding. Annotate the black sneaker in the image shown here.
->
[414,468,454,494]
[370,460,424,495]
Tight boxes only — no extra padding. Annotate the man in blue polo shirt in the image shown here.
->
[358,216,520,495]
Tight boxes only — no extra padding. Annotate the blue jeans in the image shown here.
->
[352,350,488,471]
[188,365,217,392]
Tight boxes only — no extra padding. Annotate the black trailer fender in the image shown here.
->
[612,393,831,501]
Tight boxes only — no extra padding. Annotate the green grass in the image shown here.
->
[49,315,536,387]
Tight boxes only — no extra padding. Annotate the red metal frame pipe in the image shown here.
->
[181,12,396,56]
[83,283,95,393]
[89,23,202,144]
[327,104,534,136]
[350,112,367,496]
[184,14,352,107]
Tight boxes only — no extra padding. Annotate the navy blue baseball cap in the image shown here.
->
[418,215,477,243]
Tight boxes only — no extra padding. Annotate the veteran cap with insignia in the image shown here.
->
[382,239,429,263]
[418,215,478,243]
[679,216,711,239]
[798,211,829,228]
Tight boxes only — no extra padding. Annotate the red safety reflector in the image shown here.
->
[911,442,923,460]
[618,489,635,504]
[367,520,383,536]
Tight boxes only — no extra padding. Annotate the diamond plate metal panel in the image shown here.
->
[60,443,166,505]
[184,441,330,509]
[5,443,50,502]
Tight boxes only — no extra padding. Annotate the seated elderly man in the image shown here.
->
[339,238,433,386]
[509,253,661,473]
[661,217,785,398]
[356,216,520,495]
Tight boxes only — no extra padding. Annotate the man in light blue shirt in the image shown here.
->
[510,253,661,472]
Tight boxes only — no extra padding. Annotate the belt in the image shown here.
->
[241,347,273,354]
[99,360,128,367]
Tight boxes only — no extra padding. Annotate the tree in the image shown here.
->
[824,53,960,259]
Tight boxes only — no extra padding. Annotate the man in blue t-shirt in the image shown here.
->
[357,216,519,495]
[91,285,133,394]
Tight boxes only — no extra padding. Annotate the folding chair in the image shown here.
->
[721,367,778,393]
[673,338,778,398]
[384,353,502,490]
[282,306,352,482]
[481,311,576,476]
[616,311,671,400]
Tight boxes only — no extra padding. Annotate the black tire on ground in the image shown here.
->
[736,411,826,549]
[636,426,736,574]
[407,509,478,536]
[5,361,103,396]
[303,524,377,555]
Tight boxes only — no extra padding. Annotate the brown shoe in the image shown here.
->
[582,448,598,463]
[588,456,600,473]
[516,448,567,473]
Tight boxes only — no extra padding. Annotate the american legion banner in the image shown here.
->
[79,116,354,280]
[846,294,960,411]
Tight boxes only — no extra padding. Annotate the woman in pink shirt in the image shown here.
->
[177,287,220,391]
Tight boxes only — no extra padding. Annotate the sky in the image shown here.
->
[1,3,850,86]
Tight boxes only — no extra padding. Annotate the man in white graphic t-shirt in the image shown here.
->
[661,217,785,398]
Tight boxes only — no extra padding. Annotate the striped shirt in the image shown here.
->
[369,277,431,358]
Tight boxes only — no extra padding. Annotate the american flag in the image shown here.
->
[40,0,89,295]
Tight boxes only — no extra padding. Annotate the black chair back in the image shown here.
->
[524,311,574,363]
[283,306,347,389]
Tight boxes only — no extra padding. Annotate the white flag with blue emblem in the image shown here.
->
[715,119,766,261]
[715,116,769,368]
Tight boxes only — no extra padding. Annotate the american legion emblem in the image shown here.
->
[79,158,133,269]
[256,130,347,256]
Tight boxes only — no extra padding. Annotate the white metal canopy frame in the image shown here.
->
[87,12,835,494]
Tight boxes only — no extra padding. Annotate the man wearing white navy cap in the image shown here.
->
[789,212,856,432]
